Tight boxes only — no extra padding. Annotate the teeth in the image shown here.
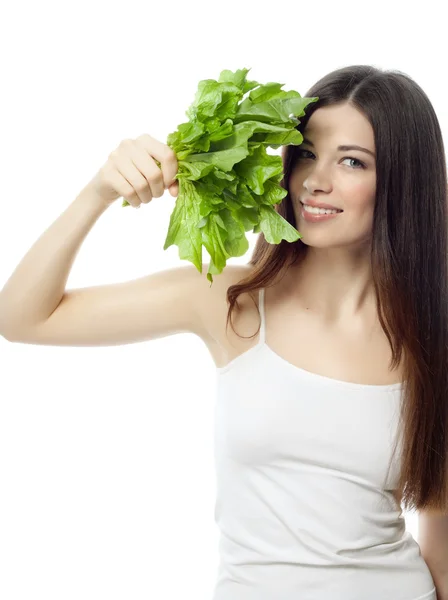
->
[303,203,341,215]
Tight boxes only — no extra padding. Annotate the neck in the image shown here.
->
[287,247,378,326]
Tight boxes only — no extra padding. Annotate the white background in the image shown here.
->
[0,1,446,599]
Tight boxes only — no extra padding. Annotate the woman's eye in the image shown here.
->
[343,157,365,169]
[297,149,365,169]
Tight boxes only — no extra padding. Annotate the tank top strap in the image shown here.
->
[258,287,266,345]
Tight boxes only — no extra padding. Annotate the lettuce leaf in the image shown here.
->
[123,67,319,284]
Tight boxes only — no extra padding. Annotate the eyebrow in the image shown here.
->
[301,137,376,159]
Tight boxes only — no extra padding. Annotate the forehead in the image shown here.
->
[304,103,374,144]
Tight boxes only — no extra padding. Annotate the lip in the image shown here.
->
[301,199,343,211]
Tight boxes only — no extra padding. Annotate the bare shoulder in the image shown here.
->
[196,263,259,367]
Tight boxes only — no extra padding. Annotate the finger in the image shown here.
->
[104,166,142,207]
[113,154,153,206]
[129,144,165,198]
[168,181,179,197]
[136,134,178,189]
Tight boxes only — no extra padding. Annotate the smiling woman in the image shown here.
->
[220,63,448,600]
[228,64,448,515]
[1,62,446,600]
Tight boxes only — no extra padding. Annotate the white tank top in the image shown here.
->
[212,288,436,600]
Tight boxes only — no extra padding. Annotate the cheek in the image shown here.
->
[346,181,376,210]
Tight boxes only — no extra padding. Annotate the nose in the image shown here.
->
[301,163,333,195]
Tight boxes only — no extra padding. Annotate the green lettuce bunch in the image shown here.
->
[124,67,319,284]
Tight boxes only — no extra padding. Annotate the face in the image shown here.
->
[288,102,377,251]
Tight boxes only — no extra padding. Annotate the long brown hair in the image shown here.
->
[225,64,448,514]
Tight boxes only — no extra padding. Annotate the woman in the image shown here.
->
[210,64,448,600]
[1,64,446,599]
